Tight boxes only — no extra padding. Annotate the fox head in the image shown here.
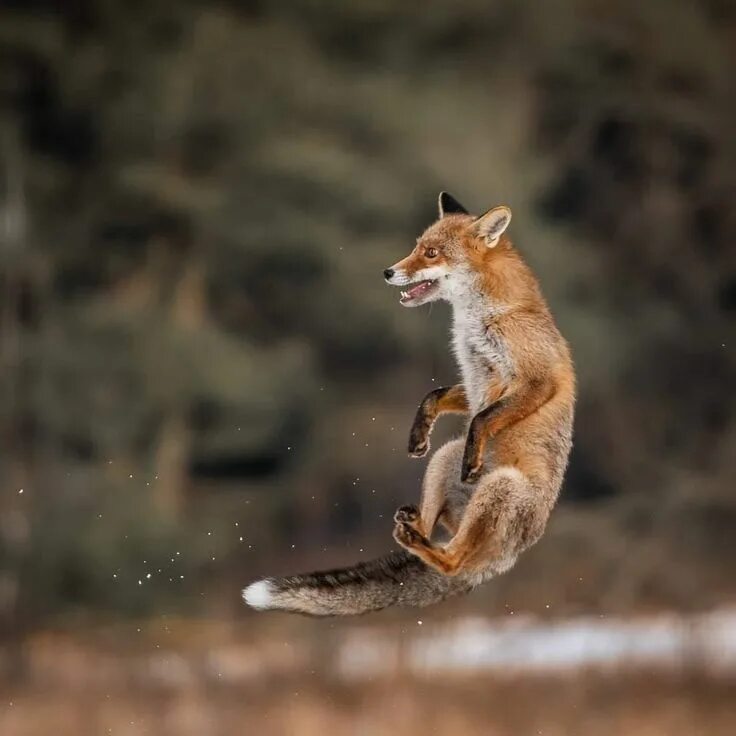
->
[383,192,512,307]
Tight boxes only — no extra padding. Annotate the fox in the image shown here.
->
[243,192,575,615]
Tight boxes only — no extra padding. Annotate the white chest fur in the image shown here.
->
[451,307,513,415]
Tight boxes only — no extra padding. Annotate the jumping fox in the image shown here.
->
[243,192,575,615]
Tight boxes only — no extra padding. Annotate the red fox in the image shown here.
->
[243,192,575,615]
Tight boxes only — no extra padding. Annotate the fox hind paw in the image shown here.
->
[394,504,420,525]
[393,520,426,550]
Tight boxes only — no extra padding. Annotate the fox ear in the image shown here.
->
[473,205,512,247]
[438,191,469,218]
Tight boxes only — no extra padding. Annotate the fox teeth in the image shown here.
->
[401,291,408,298]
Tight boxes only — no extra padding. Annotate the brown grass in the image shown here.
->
[2,673,735,736]
[1,624,734,736]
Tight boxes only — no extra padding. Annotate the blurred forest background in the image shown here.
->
[0,1,734,734]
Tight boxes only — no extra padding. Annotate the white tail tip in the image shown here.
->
[242,579,276,610]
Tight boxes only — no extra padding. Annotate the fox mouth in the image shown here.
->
[399,279,439,306]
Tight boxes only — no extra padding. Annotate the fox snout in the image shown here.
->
[384,266,410,286]
[384,266,413,286]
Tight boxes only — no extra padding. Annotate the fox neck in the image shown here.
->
[445,246,541,319]
[446,268,509,317]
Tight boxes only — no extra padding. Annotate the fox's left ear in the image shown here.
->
[472,205,512,247]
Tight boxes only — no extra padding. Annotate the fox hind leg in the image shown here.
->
[394,438,464,539]
[393,438,467,561]
[416,438,466,537]
[440,466,541,575]
[397,466,542,577]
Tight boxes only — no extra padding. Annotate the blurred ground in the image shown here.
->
[4,672,735,736]
[2,611,736,736]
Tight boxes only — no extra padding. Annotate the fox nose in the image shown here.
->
[383,268,395,281]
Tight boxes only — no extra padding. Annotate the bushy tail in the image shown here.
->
[242,550,473,616]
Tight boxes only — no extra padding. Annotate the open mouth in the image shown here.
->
[399,279,439,305]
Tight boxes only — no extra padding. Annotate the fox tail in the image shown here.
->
[242,550,473,616]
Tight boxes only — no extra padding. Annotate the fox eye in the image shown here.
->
[426,247,438,258]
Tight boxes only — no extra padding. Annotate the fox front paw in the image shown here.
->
[461,458,484,484]
[407,431,429,458]
[393,520,425,550]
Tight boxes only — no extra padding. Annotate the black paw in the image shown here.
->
[394,504,420,525]
[393,520,424,549]
[407,432,429,458]
[461,459,484,484]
